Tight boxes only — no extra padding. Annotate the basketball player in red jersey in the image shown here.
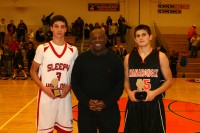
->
[30,15,78,133]
[124,24,173,133]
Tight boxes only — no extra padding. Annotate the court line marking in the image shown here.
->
[168,100,200,123]
[0,96,37,130]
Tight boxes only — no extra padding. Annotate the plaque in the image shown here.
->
[135,79,147,101]
[51,78,61,97]
[135,91,147,101]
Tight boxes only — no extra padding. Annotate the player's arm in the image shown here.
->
[145,52,173,101]
[30,61,56,99]
[124,54,138,102]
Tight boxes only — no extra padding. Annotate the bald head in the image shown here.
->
[90,29,107,40]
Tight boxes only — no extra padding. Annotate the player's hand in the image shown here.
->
[128,90,139,102]
[89,100,106,111]
[95,100,105,111]
[143,90,156,102]
[41,86,56,99]
[89,99,98,111]
[60,84,71,98]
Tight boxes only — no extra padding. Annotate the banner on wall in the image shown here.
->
[88,3,120,11]
[158,4,189,14]
[158,4,189,9]
[158,9,182,14]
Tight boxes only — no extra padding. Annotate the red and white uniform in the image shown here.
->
[34,41,78,133]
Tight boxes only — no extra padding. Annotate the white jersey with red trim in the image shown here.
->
[34,41,78,88]
[34,41,78,133]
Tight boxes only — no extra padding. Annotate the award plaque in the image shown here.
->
[135,79,147,101]
[52,89,61,97]
[135,91,147,101]
[51,78,61,97]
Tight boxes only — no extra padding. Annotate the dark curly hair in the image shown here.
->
[49,15,68,27]
[134,24,151,37]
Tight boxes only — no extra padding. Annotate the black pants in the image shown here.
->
[0,32,5,44]
[110,34,117,45]
[120,34,126,43]
[78,103,120,133]
[188,38,191,50]
[190,46,198,58]
[170,63,177,77]
[124,99,166,133]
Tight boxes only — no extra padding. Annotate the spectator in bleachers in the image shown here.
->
[187,24,196,50]
[2,44,13,77]
[35,28,45,42]
[12,46,28,80]
[118,14,125,36]
[116,45,127,60]
[100,22,107,32]
[190,33,200,58]
[17,20,27,42]
[7,20,16,41]
[41,12,54,34]
[94,22,101,29]
[89,23,94,31]
[109,21,118,46]
[170,50,178,77]
[18,44,26,62]
[73,17,84,40]
[106,16,112,26]
[180,52,188,78]
[118,15,125,25]
[27,29,34,43]
[84,23,90,39]
[9,37,19,53]
[0,18,6,44]
[26,43,35,76]
[119,20,131,43]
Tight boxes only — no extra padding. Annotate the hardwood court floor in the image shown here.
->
[0,78,199,133]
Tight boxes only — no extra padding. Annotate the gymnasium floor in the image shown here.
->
[0,78,199,133]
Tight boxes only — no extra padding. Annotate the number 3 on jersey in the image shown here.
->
[56,72,61,81]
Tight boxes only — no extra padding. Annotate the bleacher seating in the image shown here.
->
[163,34,200,78]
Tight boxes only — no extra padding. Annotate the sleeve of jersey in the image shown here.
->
[33,44,44,64]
